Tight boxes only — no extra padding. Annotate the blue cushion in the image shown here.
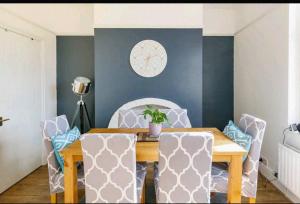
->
[223,120,252,162]
[51,126,81,172]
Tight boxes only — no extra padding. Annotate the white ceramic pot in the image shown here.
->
[149,122,162,137]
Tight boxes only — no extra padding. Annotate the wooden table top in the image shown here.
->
[61,128,246,157]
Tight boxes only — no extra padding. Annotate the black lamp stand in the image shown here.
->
[70,95,91,133]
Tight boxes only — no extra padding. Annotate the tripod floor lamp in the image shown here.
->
[70,76,92,133]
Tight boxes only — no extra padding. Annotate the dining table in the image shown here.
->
[61,128,246,203]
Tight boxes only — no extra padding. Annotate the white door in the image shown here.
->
[0,29,42,193]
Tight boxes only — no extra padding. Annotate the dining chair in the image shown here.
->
[118,108,193,200]
[118,108,191,128]
[154,132,214,203]
[211,114,267,203]
[80,133,147,203]
[42,115,85,203]
[117,109,149,198]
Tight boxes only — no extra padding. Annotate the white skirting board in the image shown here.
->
[259,157,300,203]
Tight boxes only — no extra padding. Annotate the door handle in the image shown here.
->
[0,117,10,126]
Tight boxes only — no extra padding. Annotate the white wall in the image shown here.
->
[234,5,290,171]
[288,4,300,124]
[0,4,204,34]
[1,4,272,36]
[0,4,94,35]
[234,4,279,33]
[0,4,280,36]
[203,5,235,36]
[0,3,236,36]
[0,8,56,164]
[203,4,279,36]
[93,4,203,28]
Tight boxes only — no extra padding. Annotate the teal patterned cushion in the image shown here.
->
[51,126,81,172]
[223,120,252,162]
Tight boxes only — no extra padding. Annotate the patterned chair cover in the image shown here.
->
[211,114,267,198]
[118,109,147,128]
[161,109,192,128]
[118,108,191,128]
[80,133,147,203]
[118,108,192,177]
[154,132,213,203]
[41,115,85,194]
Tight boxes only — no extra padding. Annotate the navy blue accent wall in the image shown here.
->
[94,29,203,127]
[56,34,234,130]
[57,36,95,128]
[203,36,234,130]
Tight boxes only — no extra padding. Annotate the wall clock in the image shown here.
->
[130,40,167,77]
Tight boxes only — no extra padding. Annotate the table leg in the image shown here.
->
[227,155,243,203]
[64,155,78,203]
[141,182,146,203]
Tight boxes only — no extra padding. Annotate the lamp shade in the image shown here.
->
[72,76,91,95]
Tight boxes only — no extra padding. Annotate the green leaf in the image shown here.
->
[142,106,169,124]
[143,109,153,119]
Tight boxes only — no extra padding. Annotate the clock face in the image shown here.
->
[130,40,167,77]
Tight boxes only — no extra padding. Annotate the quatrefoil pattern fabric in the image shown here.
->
[118,109,147,128]
[160,109,192,128]
[81,133,146,203]
[118,108,191,128]
[154,132,213,203]
[42,115,85,194]
[211,114,266,198]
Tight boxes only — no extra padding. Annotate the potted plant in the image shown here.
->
[143,105,168,137]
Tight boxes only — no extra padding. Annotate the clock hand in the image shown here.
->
[145,56,150,68]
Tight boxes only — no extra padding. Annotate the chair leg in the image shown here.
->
[50,193,57,203]
[141,181,146,203]
[249,197,256,203]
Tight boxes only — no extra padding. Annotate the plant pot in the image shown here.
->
[149,122,162,137]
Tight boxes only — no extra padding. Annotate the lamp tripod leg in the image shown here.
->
[83,102,92,129]
[80,103,84,133]
[71,98,91,134]
[71,104,80,128]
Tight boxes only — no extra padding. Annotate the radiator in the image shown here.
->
[278,143,300,197]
